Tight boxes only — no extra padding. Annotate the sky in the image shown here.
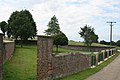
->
[0,0,120,42]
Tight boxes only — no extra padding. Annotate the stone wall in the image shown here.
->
[37,36,117,80]
[37,36,91,80]
[61,45,116,52]
[0,34,3,80]
[0,34,15,80]
[52,53,91,79]
[3,41,15,63]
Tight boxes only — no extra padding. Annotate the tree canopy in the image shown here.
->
[79,25,98,46]
[0,21,7,34]
[44,15,60,35]
[53,32,68,52]
[8,10,37,47]
[116,40,120,46]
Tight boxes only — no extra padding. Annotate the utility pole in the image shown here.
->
[107,21,116,45]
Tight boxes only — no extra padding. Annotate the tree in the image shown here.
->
[92,34,99,43]
[0,21,7,34]
[111,41,116,46]
[116,40,120,47]
[100,40,110,45]
[79,25,98,46]
[53,32,68,52]
[6,24,12,38]
[8,10,37,47]
[45,15,60,35]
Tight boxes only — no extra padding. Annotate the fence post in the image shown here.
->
[103,51,105,60]
[107,50,109,58]
[96,54,98,65]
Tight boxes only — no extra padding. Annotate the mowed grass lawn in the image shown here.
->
[3,45,37,80]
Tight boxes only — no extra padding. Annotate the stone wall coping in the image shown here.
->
[0,33,4,35]
[3,40,14,43]
[93,52,99,54]
[37,35,53,38]
[101,50,105,52]
[106,49,110,51]
[65,45,116,48]
[53,52,89,57]
[110,48,116,50]
[53,48,116,57]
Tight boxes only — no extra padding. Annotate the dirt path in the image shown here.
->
[86,54,120,80]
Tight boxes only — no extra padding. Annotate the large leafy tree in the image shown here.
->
[45,15,60,35]
[8,10,37,47]
[0,21,7,34]
[53,32,68,52]
[79,25,98,46]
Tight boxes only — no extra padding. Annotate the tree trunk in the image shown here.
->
[20,37,23,48]
[15,37,17,41]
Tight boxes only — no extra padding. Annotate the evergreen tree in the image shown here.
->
[45,15,60,35]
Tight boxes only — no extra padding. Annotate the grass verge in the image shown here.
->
[56,52,120,80]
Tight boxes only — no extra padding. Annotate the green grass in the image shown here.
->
[68,41,107,46]
[3,45,37,80]
[56,52,120,80]
[53,47,84,54]
[53,47,91,55]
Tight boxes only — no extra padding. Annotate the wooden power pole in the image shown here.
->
[107,21,116,45]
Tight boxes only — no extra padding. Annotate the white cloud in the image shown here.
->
[0,4,14,21]
[0,0,120,41]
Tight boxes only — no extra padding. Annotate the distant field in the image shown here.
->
[68,41,107,46]
[53,47,80,53]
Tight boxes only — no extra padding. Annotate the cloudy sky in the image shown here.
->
[0,0,120,42]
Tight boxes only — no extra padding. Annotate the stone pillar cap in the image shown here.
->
[37,35,53,38]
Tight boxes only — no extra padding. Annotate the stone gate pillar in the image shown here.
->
[96,54,98,65]
[0,33,3,80]
[37,35,53,80]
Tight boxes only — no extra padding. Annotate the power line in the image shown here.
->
[107,21,116,45]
